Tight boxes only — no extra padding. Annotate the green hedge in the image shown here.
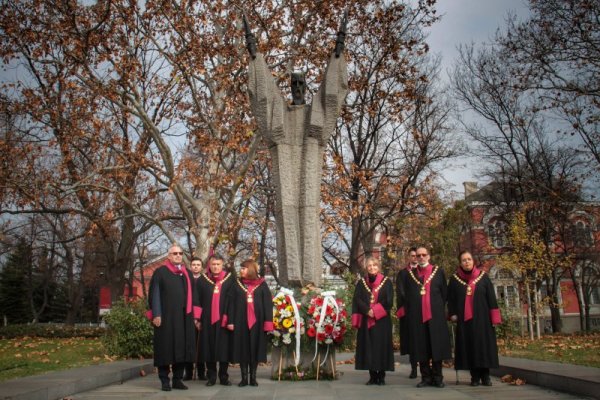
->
[102,299,153,358]
[0,324,104,339]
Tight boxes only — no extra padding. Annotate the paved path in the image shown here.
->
[69,361,593,400]
[2,354,598,400]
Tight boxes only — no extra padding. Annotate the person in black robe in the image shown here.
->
[227,259,273,387]
[184,257,207,381]
[397,246,451,388]
[147,244,201,392]
[395,247,419,379]
[196,254,235,386]
[352,257,395,385]
[448,250,502,386]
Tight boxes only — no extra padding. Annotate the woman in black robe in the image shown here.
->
[227,259,273,387]
[448,250,502,386]
[351,257,395,385]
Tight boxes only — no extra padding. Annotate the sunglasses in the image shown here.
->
[416,254,428,257]
[170,252,184,255]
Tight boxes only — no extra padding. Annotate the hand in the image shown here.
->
[153,316,161,327]
[367,309,374,318]
[334,9,348,58]
[194,320,201,330]
[227,324,234,331]
[450,315,458,322]
[243,12,257,59]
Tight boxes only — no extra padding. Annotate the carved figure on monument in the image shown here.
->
[244,12,348,286]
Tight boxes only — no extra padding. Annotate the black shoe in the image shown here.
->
[161,382,171,391]
[250,380,258,387]
[220,379,232,386]
[433,381,445,388]
[238,379,248,387]
[378,379,385,386]
[470,380,480,386]
[206,380,216,386]
[481,377,492,386]
[409,369,417,379]
[366,378,376,385]
[417,380,430,388]
[172,381,188,390]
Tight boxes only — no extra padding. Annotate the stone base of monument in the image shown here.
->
[270,345,339,381]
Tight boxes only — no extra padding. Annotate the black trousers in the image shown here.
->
[206,361,229,384]
[158,363,184,384]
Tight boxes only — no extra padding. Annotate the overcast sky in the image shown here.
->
[425,0,530,197]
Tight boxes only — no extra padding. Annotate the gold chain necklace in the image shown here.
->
[408,266,439,296]
[452,271,486,296]
[361,276,388,303]
[202,272,231,294]
[237,279,260,303]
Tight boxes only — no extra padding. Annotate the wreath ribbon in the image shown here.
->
[276,287,302,366]
[312,290,340,366]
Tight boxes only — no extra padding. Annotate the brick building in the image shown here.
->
[460,182,600,333]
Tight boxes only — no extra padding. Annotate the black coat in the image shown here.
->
[397,265,452,363]
[196,272,235,363]
[229,279,273,363]
[148,265,197,367]
[447,270,500,370]
[352,276,395,371]
[395,267,412,356]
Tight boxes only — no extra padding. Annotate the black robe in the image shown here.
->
[196,272,235,363]
[397,265,452,363]
[395,266,413,356]
[229,279,273,363]
[447,270,500,370]
[352,275,395,371]
[148,265,197,367]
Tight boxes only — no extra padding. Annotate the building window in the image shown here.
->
[488,220,508,248]
[497,285,518,309]
[591,287,600,305]
[497,268,513,280]
[573,221,593,247]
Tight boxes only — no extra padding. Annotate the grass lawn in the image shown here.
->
[498,332,600,368]
[0,337,109,382]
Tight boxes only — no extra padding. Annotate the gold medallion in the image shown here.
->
[466,286,472,296]
[420,287,426,296]
[247,295,253,303]
[214,287,219,294]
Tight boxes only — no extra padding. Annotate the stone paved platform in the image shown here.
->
[0,354,598,400]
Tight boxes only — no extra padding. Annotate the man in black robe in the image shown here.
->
[395,247,419,379]
[397,246,451,388]
[196,254,235,386]
[148,244,200,391]
[184,257,207,381]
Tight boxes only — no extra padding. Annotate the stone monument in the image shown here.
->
[244,13,348,286]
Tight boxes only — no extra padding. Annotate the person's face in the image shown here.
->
[291,73,306,105]
[168,246,184,265]
[209,258,224,275]
[191,260,203,275]
[240,265,248,279]
[416,248,430,266]
[366,259,380,275]
[460,253,474,271]
[408,251,417,264]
